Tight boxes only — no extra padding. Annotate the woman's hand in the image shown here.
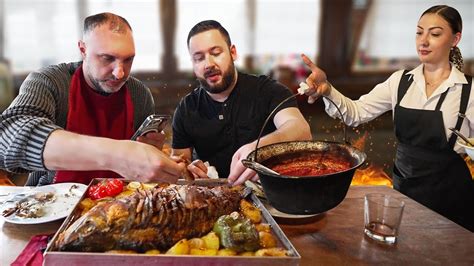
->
[301,54,332,104]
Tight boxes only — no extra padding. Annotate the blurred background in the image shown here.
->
[0,0,473,184]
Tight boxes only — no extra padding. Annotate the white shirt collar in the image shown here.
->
[407,63,467,85]
[406,63,467,98]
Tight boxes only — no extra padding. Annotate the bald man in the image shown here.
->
[0,12,185,186]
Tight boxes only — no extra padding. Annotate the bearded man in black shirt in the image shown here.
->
[172,20,311,185]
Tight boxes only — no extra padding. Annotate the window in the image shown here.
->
[254,0,320,74]
[176,0,247,70]
[88,0,162,71]
[177,0,320,73]
[4,0,321,74]
[4,0,79,73]
[354,0,473,72]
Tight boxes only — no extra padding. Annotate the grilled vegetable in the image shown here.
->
[217,248,237,256]
[258,231,277,248]
[190,248,218,256]
[88,179,124,200]
[255,247,288,257]
[212,211,260,252]
[201,231,220,250]
[240,199,262,224]
[166,239,190,255]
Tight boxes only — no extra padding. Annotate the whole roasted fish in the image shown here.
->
[55,184,245,252]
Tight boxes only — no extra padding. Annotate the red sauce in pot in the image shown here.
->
[262,151,352,177]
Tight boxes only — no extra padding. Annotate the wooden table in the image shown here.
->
[280,186,474,265]
[1,186,473,265]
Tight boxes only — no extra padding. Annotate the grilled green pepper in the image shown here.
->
[213,211,260,252]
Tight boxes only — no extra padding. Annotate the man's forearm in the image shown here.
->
[43,129,120,171]
[256,120,311,147]
[256,108,312,147]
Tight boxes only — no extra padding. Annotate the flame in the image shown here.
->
[350,131,392,186]
[352,164,392,186]
[0,170,14,186]
[351,131,368,151]
[465,156,474,179]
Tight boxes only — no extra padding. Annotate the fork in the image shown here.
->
[449,127,474,146]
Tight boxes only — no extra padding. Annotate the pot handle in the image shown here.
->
[241,159,280,176]
[253,94,348,162]
[321,96,348,144]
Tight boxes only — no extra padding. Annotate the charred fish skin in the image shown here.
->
[57,184,243,252]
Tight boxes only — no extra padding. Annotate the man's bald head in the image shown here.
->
[83,12,132,37]
[79,12,135,94]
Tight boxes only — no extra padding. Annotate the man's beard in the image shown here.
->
[198,65,236,94]
[89,75,125,94]
[90,77,109,94]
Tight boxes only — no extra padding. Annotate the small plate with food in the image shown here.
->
[457,137,474,160]
[0,183,87,224]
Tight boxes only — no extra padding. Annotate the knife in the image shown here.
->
[177,178,230,187]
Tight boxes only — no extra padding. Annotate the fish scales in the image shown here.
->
[56,184,243,252]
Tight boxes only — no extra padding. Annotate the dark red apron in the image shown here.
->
[393,70,474,232]
[54,66,134,185]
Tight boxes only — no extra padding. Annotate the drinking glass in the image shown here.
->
[364,193,405,244]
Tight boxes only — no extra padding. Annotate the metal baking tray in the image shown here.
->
[43,179,301,265]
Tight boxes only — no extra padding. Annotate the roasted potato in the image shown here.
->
[166,239,190,255]
[190,248,218,256]
[255,223,271,233]
[217,248,237,256]
[142,183,158,190]
[145,249,161,255]
[240,199,262,224]
[115,189,135,199]
[189,238,206,249]
[78,198,96,214]
[126,181,142,191]
[201,232,220,250]
[255,248,288,257]
[105,250,137,254]
[259,231,277,248]
[239,251,255,256]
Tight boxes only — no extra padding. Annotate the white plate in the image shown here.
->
[0,183,87,224]
[457,138,474,160]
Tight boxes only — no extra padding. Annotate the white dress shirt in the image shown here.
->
[324,64,473,153]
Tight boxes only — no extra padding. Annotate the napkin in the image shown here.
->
[204,161,219,179]
[11,234,51,266]
[297,82,309,95]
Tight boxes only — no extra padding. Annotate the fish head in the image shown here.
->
[57,201,127,251]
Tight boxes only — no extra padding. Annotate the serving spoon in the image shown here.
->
[241,159,280,176]
[449,127,474,147]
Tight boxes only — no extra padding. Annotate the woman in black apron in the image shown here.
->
[300,5,474,232]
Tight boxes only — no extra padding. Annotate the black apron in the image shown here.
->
[393,70,474,232]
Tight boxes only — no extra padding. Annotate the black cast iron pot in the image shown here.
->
[244,140,366,215]
[241,91,368,215]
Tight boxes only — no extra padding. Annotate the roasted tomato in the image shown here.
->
[105,179,124,196]
[88,179,124,200]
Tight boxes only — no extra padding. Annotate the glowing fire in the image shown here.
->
[465,157,474,179]
[0,170,14,186]
[352,164,392,186]
[350,132,392,187]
